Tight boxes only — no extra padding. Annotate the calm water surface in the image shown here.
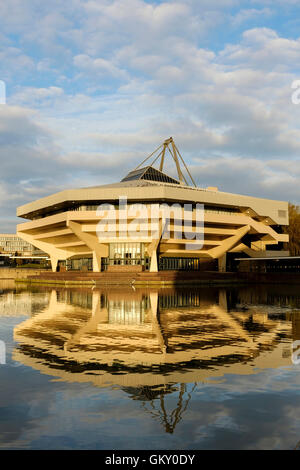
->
[1,280,300,450]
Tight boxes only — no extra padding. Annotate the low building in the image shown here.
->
[0,234,47,265]
[16,138,289,273]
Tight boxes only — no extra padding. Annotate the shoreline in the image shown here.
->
[12,269,300,287]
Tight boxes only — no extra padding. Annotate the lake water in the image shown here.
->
[1,280,300,450]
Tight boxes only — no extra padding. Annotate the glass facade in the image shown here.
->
[159,257,202,271]
[66,258,93,271]
[108,242,145,265]
[121,166,180,185]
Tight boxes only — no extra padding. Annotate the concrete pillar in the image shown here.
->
[93,251,102,272]
[150,250,158,272]
[218,253,226,272]
[49,290,58,309]
[92,291,100,316]
[150,291,158,317]
[51,256,59,272]
[93,292,108,322]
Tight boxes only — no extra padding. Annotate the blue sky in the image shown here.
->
[1,0,300,231]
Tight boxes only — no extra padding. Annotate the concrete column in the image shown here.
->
[51,256,59,272]
[49,290,58,309]
[16,231,72,273]
[92,291,100,316]
[68,221,108,271]
[150,250,158,272]
[218,253,226,273]
[93,250,102,272]
[150,291,158,317]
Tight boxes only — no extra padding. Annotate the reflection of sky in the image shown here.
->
[1,314,300,450]
[0,316,27,363]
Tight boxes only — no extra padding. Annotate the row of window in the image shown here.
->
[28,204,288,229]
[0,236,22,241]
[0,241,31,247]
[0,236,42,253]
[31,203,243,220]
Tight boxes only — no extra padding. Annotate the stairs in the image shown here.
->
[26,270,137,285]
[23,269,240,286]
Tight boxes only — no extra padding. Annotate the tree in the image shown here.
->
[283,203,300,256]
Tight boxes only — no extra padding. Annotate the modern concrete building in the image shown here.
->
[16,138,289,273]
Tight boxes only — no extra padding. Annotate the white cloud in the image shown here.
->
[220,28,300,71]
[11,87,64,107]
[191,156,300,202]
[73,54,128,80]
[231,8,273,26]
[0,47,34,82]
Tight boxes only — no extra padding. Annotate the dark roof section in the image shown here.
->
[121,166,181,185]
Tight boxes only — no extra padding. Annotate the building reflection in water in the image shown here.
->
[13,286,300,433]
[0,282,50,316]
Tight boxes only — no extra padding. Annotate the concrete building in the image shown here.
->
[16,138,289,273]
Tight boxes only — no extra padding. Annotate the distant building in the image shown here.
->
[0,234,47,264]
[16,138,289,273]
[0,234,45,255]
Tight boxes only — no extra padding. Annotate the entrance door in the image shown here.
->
[109,243,145,266]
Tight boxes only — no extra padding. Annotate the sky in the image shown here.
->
[1,0,300,232]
